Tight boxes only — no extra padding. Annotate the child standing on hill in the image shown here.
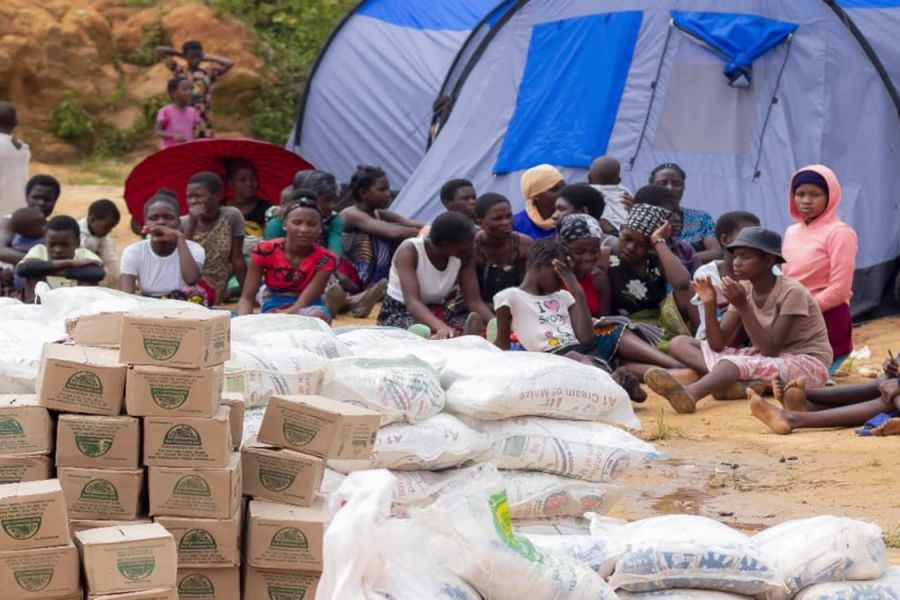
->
[588,156,632,235]
[158,41,235,138]
[782,165,857,368]
[156,78,201,149]
[644,227,833,414]
[79,199,120,288]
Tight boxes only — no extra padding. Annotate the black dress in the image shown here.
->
[475,235,525,304]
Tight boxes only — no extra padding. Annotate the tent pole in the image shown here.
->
[752,34,794,182]
[629,20,674,171]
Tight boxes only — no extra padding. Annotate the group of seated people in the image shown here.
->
[4,155,891,434]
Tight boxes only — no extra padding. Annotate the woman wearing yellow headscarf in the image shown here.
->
[512,164,565,240]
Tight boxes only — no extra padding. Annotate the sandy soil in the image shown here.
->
[42,160,900,559]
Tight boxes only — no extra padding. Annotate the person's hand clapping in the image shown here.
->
[692,277,717,306]
[721,276,747,308]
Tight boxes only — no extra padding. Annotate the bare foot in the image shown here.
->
[644,367,696,414]
[772,375,786,406]
[464,312,484,336]
[714,380,765,401]
[749,389,793,435]
[671,368,700,386]
[613,368,647,403]
[782,378,807,412]
[871,417,900,436]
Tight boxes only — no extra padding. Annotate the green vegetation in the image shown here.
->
[645,409,684,441]
[205,0,354,143]
[885,527,900,549]
[126,6,170,67]
[50,93,95,142]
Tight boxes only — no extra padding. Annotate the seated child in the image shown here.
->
[239,195,335,320]
[376,212,493,338]
[120,193,207,304]
[10,206,46,253]
[79,199,121,288]
[643,227,833,414]
[692,211,762,340]
[588,155,632,235]
[15,215,104,302]
[634,185,700,275]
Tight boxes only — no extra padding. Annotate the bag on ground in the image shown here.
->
[606,515,785,599]
[319,355,445,425]
[502,471,620,519]
[793,566,900,599]
[523,533,618,578]
[474,417,656,482]
[226,343,325,408]
[231,314,350,358]
[753,516,887,595]
[618,592,754,599]
[333,325,424,352]
[348,333,501,372]
[441,351,638,428]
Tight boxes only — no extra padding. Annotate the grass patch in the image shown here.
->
[645,409,685,441]
[885,527,900,549]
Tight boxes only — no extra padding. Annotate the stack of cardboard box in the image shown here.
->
[242,394,380,598]
[113,308,242,600]
[0,479,81,599]
[75,522,177,599]
[0,394,53,484]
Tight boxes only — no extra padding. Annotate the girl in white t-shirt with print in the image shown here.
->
[120,192,209,304]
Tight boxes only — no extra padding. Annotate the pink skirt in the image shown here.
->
[701,343,829,388]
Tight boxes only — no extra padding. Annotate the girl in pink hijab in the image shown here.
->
[782,165,858,365]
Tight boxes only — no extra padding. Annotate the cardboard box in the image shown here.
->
[0,543,80,600]
[241,441,324,507]
[154,504,241,567]
[220,393,244,449]
[76,523,177,595]
[259,394,380,460]
[119,308,230,369]
[56,415,140,469]
[58,467,144,520]
[66,312,126,348]
[143,407,231,468]
[70,518,152,538]
[0,454,52,484]
[0,394,53,456]
[246,500,325,571]
[148,453,241,519]
[36,344,126,416]
[125,364,223,418]
[88,589,178,600]
[0,479,70,551]
[177,567,240,600]
[244,566,320,600]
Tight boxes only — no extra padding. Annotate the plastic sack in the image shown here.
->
[618,592,753,599]
[415,465,617,600]
[753,516,887,595]
[328,414,489,472]
[333,326,425,352]
[441,351,638,428]
[319,356,445,425]
[318,469,481,600]
[231,314,350,358]
[606,515,785,599]
[587,513,628,538]
[523,533,617,578]
[225,344,326,408]
[350,334,502,372]
[474,417,656,482]
[793,566,900,600]
[515,517,591,535]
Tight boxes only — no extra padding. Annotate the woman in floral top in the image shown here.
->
[649,163,720,262]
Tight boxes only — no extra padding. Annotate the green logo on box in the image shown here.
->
[150,387,189,409]
[14,567,53,591]
[179,573,215,595]
[259,469,295,492]
[282,423,316,446]
[271,527,308,549]
[144,338,180,361]
[81,479,118,501]
[0,417,23,438]
[64,371,103,395]
[2,516,41,540]
[117,558,155,581]
[268,586,306,600]
[180,528,216,550]
[75,435,113,457]
[174,475,211,497]
[164,425,202,446]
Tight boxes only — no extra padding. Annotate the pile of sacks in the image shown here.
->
[318,466,898,600]
[229,316,656,526]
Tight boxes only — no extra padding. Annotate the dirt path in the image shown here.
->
[41,161,900,559]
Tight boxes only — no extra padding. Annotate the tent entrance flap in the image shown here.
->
[671,11,798,87]
[493,11,642,174]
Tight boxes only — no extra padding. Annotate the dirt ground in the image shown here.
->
[43,161,900,560]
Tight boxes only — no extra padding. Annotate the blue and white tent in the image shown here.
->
[287,0,512,187]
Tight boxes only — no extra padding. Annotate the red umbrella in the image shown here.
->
[124,138,314,225]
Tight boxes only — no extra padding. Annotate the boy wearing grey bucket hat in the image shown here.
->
[642,226,833,415]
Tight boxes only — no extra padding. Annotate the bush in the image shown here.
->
[50,93,95,142]
[126,7,170,67]
[206,0,354,143]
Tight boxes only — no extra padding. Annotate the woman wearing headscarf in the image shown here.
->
[513,164,565,240]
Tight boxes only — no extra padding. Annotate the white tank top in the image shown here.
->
[387,237,461,305]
